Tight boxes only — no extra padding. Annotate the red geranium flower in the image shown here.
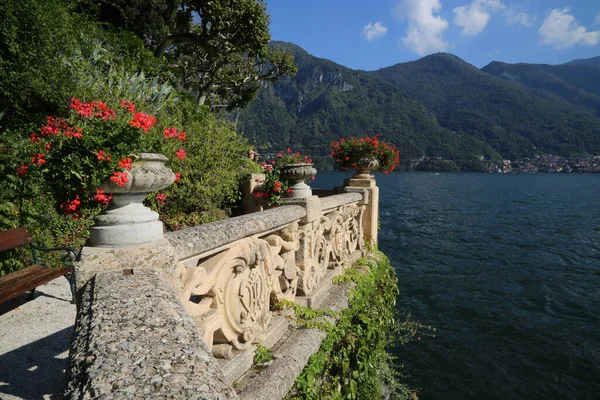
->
[175,149,186,160]
[110,171,129,187]
[16,165,28,178]
[118,157,132,170]
[94,189,112,205]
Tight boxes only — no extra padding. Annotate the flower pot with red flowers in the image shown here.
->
[18,98,187,247]
[90,153,175,247]
[279,163,317,198]
[254,148,316,205]
[330,135,400,178]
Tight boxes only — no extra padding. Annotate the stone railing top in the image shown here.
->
[319,192,363,213]
[66,269,236,399]
[166,205,306,261]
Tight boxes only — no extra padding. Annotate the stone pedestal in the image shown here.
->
[344,175,379,245]
[89,153,175,247]
[74,239,180,292]
[279,196,321,224]
[280,163,317,199]
[89,193,164,247]
[241,173,265,214]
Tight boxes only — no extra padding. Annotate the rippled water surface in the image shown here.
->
[314,172,600,400]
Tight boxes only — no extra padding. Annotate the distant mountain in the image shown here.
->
[565,56,600,67]
[482,60,600,114]
[235,43,600,169]
[236,43,498,168]
[371,53,600,158]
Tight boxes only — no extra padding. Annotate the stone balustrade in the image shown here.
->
[66,173,379,399]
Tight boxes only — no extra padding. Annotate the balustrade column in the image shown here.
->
[343,175,379,245]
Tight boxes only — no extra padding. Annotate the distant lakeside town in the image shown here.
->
[493,154,600,173]
[403,154,600,173]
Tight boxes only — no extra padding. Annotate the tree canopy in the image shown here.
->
[82,0,297,109]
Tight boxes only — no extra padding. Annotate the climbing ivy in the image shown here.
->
[284,251,427,400]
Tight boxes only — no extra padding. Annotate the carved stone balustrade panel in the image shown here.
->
[179,224,300,358]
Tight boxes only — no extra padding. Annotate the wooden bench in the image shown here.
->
[0,228,78,304]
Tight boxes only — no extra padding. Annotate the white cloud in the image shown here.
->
[362,22,388,41]
[539,8,600,48]
[504,8,536,27]
[595,13,600,26]
[395,0,449,55]
[453,0,505,36]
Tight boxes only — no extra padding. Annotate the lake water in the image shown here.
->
[313,171,600,400]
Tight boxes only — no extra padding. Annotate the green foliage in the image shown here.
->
[285,251,425,400]
[0,0,96,131]
[151,105,256,229]
[0,1,264,273]
[254,344,273,365]
[86,0,297,109]
[482,61,600,116]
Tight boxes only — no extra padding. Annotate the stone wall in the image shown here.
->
[67,175,379,399]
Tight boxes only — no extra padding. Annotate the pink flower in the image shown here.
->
[175,149,186,160]
[174,172,181,183]
[155,193,167,206]
[110,171,129,187]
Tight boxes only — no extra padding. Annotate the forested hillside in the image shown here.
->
[236,42,600,168]
[482,60,600,115]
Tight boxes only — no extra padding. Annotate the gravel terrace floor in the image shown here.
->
[0,278,76,400]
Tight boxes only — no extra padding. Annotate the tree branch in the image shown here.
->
[154,33,211,57]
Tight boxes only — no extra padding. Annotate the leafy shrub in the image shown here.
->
[285,251,427,400]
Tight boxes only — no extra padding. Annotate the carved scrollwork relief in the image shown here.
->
[179,224,300,357]
[297,203,365,295]
[180,238,272,355]
[297,217,330,296]
[177,201,365,356]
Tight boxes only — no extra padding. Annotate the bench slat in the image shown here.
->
[0,265,45,290]
[0,228,34,252]
[0,266,72,304]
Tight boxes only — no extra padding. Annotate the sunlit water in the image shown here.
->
[314,171,600,400]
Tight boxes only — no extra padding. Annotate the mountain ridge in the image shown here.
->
[234,42,600,170]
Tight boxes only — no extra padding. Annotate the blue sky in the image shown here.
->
[266,0,600,70]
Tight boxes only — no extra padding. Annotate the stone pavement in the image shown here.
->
[0,278,76,400]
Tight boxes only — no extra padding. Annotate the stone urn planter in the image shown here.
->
[352,153,380,179]
[89,153,175,247]
[279,163,317,199]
